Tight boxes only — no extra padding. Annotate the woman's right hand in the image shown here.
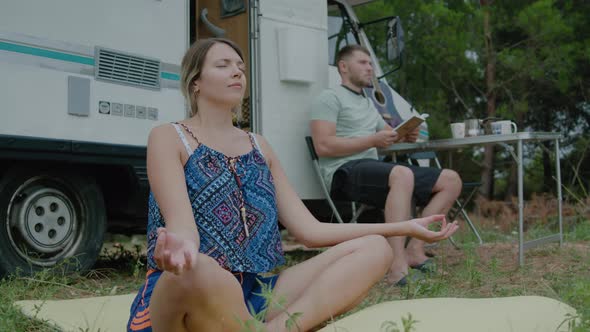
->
[153,227,198,275]
[405,214,459,243]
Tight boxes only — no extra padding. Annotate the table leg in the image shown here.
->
[555,139,563,246]
[448,150,453,169]
[518,139,524,267]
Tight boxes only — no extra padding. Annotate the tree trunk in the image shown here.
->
[481,5,496,199]
[542,141,553,193]
[504,162,518,200]
[504,102,524,200]
[540,99,554,193]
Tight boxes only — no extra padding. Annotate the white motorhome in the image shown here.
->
[0,0,423,276]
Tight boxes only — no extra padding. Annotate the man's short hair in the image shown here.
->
[335,45,370,71]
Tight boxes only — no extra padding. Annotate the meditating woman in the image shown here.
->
[127,38,458,332]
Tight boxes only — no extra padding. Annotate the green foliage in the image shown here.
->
[565,219,590,242]
[381,313,419,332]
[359,0,484,135]
[0,242,146,332]
[357,0,590,196]
[237,278,303,332]
[561,135,590,202]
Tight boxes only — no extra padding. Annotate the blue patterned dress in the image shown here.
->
[128,123,285,331]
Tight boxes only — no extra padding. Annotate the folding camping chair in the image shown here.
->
[305,136,370,223]
[306,135,483,246]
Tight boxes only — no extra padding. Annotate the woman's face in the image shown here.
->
[195,42,246,108]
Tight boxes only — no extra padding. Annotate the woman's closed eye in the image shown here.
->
[216,64,245,73]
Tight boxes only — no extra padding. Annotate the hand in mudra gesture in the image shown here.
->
[153,227,198,275]
[406,214,459,243]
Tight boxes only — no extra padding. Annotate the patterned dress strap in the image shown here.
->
[171,123,194,155]
[248,133,265,159]
[176,122,201,145]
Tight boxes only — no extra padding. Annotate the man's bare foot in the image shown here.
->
[387,260,410,285]
[405,250,430,268]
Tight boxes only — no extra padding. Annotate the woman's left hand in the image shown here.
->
[406,214,458,243]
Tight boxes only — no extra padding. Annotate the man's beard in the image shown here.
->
[351,74,372,88]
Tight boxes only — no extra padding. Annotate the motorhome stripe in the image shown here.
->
[0,41,94,65]
[160,72,180,81]
[0,41,179,81]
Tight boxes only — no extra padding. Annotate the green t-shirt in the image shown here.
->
[310,85,387,188]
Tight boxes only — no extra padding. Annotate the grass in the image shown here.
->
[0,245,146,332]
[1,213,589,331]
[342,215,590,331]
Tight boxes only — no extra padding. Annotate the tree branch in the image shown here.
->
[450,79,472,112]
[422,62,472,112]
[494,58,557,91]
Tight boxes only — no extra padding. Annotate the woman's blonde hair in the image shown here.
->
[180,38,245,118]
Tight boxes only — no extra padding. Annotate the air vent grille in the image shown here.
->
[95,47,160,89]
[133,165,148,183]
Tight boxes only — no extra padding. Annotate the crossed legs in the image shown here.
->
[149,235,393,332]
[385,166,462,283]
[150,254,253,332]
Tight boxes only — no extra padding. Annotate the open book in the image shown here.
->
[393,114,428,138]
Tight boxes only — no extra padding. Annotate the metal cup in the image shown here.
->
[464,119,480,137]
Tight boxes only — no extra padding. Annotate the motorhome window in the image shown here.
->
[327,4,358,65]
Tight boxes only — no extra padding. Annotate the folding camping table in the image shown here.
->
[380,132,563,266]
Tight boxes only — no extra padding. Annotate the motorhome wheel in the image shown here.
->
[0,168,106,276]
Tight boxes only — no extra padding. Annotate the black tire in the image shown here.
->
[0,167,106,277]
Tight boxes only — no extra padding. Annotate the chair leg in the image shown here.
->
[459,206,483,244]
[350,204,368,223]
[449,199,484,244]
[448,235,461,249]
[326,197,345,224]
[448,186,483,245]
[448,185,478,221]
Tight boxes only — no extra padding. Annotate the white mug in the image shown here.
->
[491,121,517,135]
[450,122,465,138]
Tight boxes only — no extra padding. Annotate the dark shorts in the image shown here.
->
[330,159,442,208]
[235,272,280,316]
[127,269,279,331]
[128,269,161,332]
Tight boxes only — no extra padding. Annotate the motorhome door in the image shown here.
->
[251,0,328,199]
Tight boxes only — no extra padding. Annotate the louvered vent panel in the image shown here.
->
[133,165,149,183]
[95,47,161,89]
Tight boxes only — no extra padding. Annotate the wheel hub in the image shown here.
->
[15,187,75,253]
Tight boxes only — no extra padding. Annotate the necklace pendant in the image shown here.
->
[240,207,249,237]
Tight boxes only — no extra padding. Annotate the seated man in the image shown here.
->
[309,45,462,286]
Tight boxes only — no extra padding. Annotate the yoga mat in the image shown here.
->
[15,295,577,332]
[318,296,577,332]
